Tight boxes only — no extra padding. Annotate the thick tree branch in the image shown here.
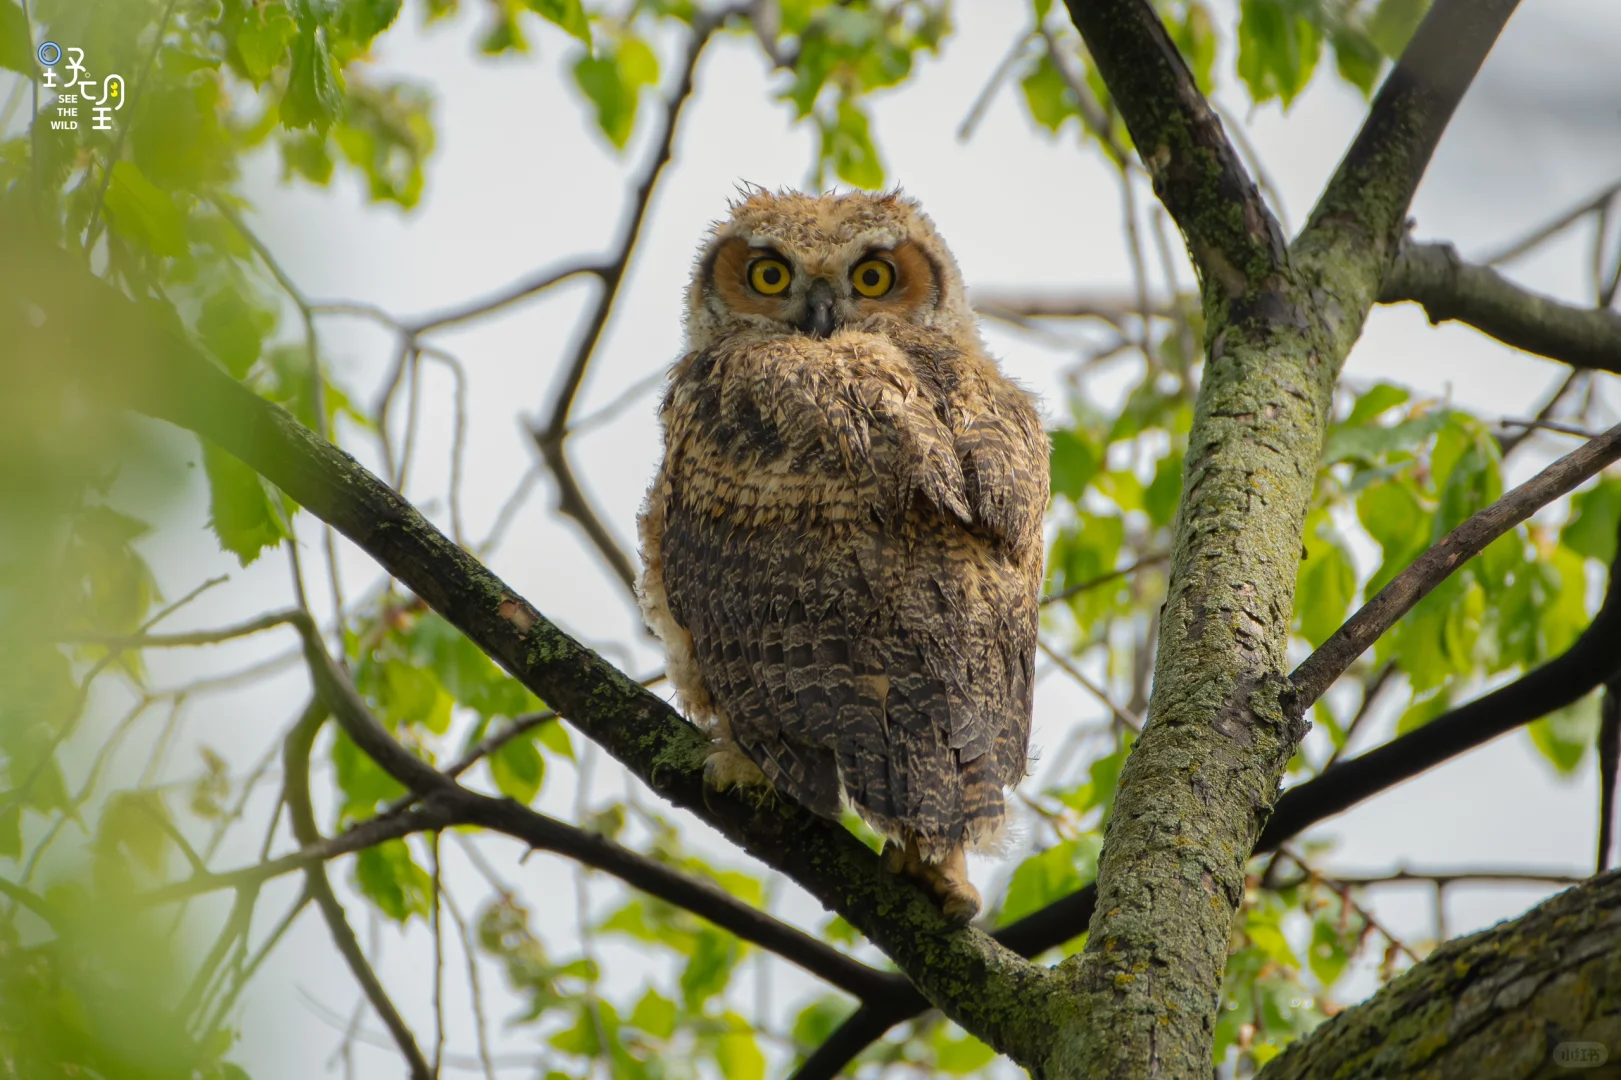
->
[1298,0,1520,292]
[3,230,1060,1068]
[1291,421,1621,708]
[1061,0,1285,299]
[1261,871,1621,1079]
[1380,241,1621,374]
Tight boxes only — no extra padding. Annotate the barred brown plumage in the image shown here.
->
[637,189,1047,922]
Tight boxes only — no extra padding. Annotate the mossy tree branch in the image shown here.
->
[1380,240,1621,373]
[1,218,1062,1070]
[1260,871,1621,1079]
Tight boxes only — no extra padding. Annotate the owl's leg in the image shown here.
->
[881,835,981,924]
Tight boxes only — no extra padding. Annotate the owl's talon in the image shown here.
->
[886,837,982,923]
[703,743,768,792]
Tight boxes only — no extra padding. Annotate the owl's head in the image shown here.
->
[684,189,973,350]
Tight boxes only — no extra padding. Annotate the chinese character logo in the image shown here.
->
[35,41,124,132]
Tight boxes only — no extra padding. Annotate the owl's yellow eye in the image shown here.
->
[851,259,894,298]
[748,258,792,295]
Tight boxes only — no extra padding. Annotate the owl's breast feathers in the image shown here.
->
[640,325,1048,858]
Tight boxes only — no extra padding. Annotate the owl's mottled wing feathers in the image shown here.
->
[653,327,1047,855]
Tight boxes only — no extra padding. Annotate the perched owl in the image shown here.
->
[637,190,1048,922]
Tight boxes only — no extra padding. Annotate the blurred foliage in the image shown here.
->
[0,0,1610,1076]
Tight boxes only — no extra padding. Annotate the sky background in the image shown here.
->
[10,0,1621,1074]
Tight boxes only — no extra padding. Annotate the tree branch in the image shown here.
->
[1298,0,1521,290]
[1061,0,1285,299]
[1379,241,1621,374]
[1290,421,1621,709]
[1260,871,1621,1079]
[283,699,432,1080]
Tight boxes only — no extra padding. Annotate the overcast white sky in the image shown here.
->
[14,0,1621,1075]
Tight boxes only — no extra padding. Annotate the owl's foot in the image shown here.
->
[882,837,981,925]
[703,742,768,792]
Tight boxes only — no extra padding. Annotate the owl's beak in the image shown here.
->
[797,278,838,338]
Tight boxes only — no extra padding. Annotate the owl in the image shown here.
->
[637,189,1048,922]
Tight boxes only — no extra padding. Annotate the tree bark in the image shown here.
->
[1262,872,1621,1079]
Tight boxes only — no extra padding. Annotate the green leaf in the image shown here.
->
[1167,1,1218,93]
[1145,450,1183,528]
[103,160,189,259]
[1244,905,1299,969]
[201,442,290,567]
[1020,53,1075,134]
[1295,526,1355,649]
[236,2,298,83]
[526,0,590,44]
[1049,428,1100,500]
[679,928,740,1009]
[353,838,433,922]
[1563,476,1621,564]
[489,735,545,803]
[826,98,885,189]
[629,988,676,1039]
[197,285,274,378]
[281,23,346,132]
[96,791,174,874]
[792,996,853,1048]
[1395,685,1450,736]
[0,0,35,74]
[0,804,20,859]
[1236,0,1322,107]
[1529,693,1600,774]
[1308,907,1354,988]
[1346,383,1410,427]
[1357,479,1430,595]
[573,35,658,149]
[1323,406,1448,465]
[712,1020,764,1080]
[998,837,1100,926]
[1367,0,1431,58]
[338,0,403,46]
[933,1023,997,1073]
[1331,25,1382,96]
[332,727,409,819]
[537,720,573,760]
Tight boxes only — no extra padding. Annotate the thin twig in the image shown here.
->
[1479,179,1621,268]
[1040,552,1168,606]
[1037,638,1143,732]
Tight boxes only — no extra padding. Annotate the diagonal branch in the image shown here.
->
[1061,0,1285,299]
[1379,241,1621,374]
[1290,421,1621,708]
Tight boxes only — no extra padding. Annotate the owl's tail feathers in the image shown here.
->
[883,835,980,925]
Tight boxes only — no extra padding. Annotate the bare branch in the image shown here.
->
[1291,421,1621,708]
[283,700,432,1080]
[60,609,303,649]
[1479,179,1621,268]
[1040,552,1167,606]
[1379,241,1621,374]
[405,263,604,336]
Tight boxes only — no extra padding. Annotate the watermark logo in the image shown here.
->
[35,41,124,132]
[1555,1042,1610,1069]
